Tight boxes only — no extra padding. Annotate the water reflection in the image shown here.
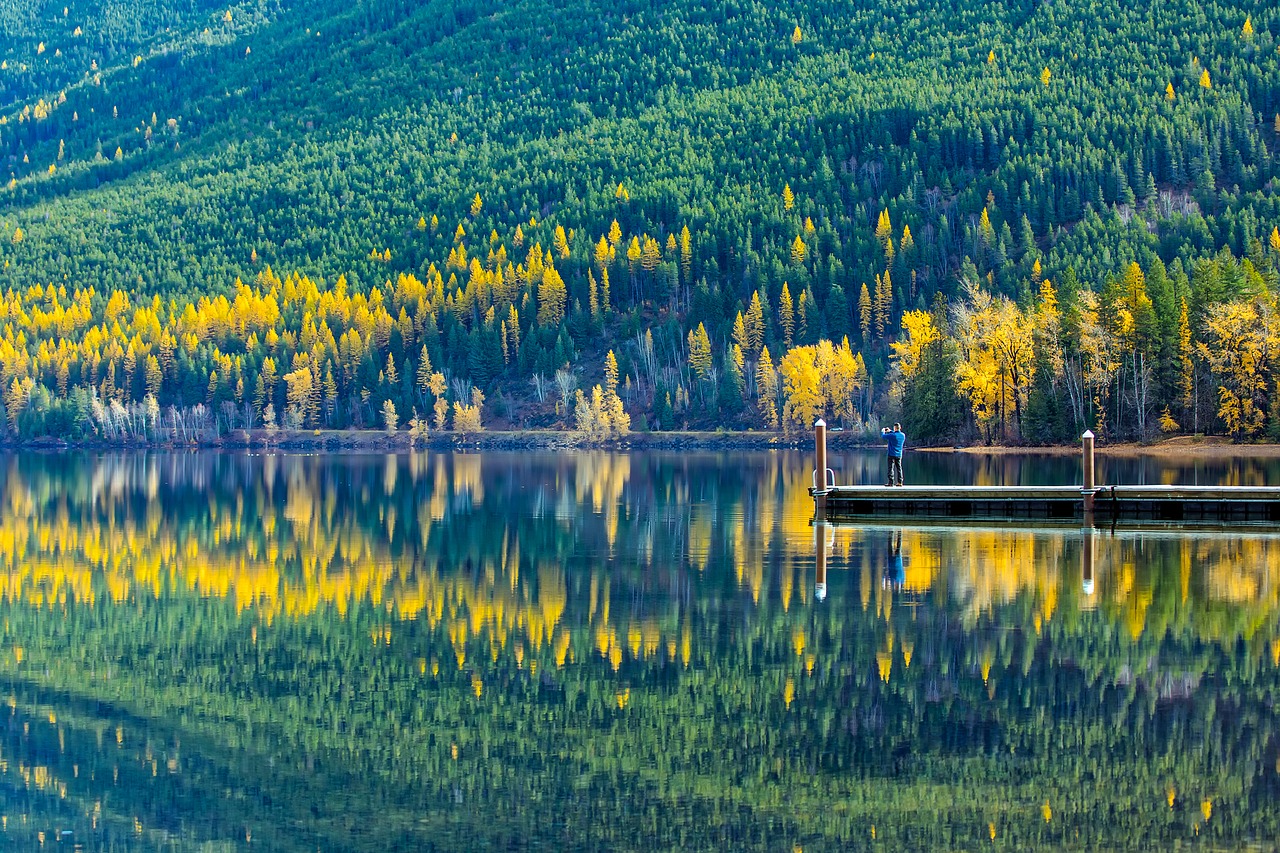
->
[0,451,1274,850]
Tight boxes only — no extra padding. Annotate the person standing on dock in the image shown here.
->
[882,423,905,486]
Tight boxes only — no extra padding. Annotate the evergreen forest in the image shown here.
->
[1,0,1280,442]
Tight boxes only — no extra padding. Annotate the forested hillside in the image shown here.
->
[0,0,1278,441]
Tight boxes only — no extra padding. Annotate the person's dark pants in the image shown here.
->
[886,455,903,486]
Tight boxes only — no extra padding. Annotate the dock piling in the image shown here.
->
[813,419,829,520]
[1081,430,1096,513]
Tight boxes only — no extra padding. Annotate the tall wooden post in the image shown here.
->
[1081,429,1096,513]
[814,418,828,520]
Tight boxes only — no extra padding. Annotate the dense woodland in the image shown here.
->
[0,0,1279,441]
[0,452,1277,848]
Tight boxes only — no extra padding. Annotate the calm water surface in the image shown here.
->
[0,450,1278,851]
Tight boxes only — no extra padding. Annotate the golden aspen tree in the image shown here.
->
[1200,69,1211,89]
[791,26,802,45]
[778,345,823,432]
[779,283,795,348]
[687,323,712,380]
[890,310,941,383]
[790,234,807,265]
[782,183,795,211]
[470,193,483,216]
[756,347,779,428]
[1166,82,1175,101]
[1040,66,1051,86]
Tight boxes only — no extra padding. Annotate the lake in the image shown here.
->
[0,449,1277,850]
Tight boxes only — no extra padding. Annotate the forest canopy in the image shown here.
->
[0,0,1277,441]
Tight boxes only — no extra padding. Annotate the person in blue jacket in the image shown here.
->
[882,423,905,486]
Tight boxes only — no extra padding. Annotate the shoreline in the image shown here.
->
[4,430,1280,457]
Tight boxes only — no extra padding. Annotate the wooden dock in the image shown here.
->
[808,420,1280,524]
[810,484,1280,522]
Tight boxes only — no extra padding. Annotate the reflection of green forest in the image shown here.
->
[0,452,1276,850]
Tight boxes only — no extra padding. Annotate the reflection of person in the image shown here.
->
[883,530,905,589]
[882,423,905,486]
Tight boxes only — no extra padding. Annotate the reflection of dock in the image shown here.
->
[808,421,1280,524]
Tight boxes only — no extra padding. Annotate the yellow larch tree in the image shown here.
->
[791,26,802,45]
[782,183,795,212]
[1040,66,1051,87]
[687,323,713,380]
[779,283,795,348]
[790,234,807,265]
[756,346,779,428]
[1200,69,1211,89]
[470,193,483,216]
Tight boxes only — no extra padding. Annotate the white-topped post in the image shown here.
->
[1082,430,1096,491]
